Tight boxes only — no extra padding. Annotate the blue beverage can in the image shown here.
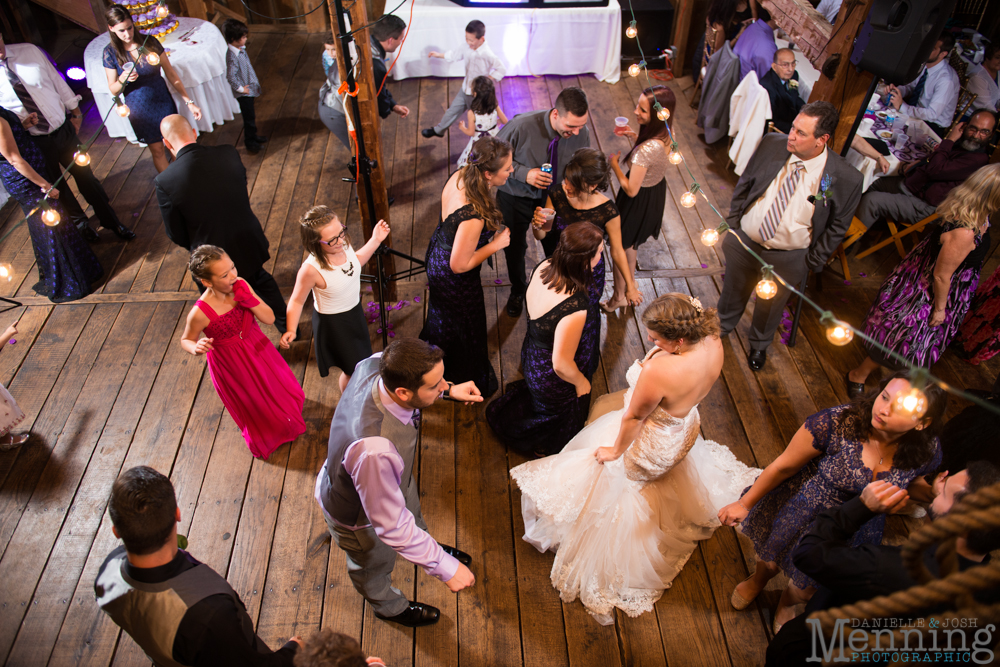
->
[541,163,553,174]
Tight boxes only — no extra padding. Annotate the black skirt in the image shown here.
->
[312,301,373,378]
[616,177,667,250]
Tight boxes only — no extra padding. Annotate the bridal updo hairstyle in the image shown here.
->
[460,135,511,231]
[299,205,346,271]
[641,293,721,344]
[563,148,612,196]
[188,245,227,285]
[540,221,604,295]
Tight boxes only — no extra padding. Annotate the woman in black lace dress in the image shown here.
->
[419,136,513,397]
[487,222,605,456]
[532,149,638,379]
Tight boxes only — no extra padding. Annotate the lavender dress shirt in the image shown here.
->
[733,19,777,82]
[314,377,459,583]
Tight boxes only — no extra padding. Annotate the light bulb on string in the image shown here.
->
[628,62,642,77]
[626,21,637,39]
[825,320,854,346]
[680,191,697,208]
[156,1,169,18]
[893,386,928,421]
[146,51,160,66]
[73,149,91,167]
[656,105,670,122]
[41,205,61,227]
[700,228,720,246]
[0,263,13,283]
[668,150,683,165]
[115,100,130,118]
[755,266,777,300]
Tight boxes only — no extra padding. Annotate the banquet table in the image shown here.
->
[845,106,942,191]
[386,0,622,84]
[84,17,239,144]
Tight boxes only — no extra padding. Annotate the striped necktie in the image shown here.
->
[759,161,805,242]
[1,58,49,133]
[904,68,928,107]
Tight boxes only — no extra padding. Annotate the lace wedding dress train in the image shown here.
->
[510,350,760,625]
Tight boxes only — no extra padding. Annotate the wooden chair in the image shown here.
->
[855,212,940,260]
[826,216,869,279]
[949,88,978,131]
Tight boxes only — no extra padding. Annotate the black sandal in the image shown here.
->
[845,372,866,399]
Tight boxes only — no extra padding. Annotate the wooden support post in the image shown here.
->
[670,0,693,76]
[304,0,327,32]
[179,0,209,20]
[328,0,396,299]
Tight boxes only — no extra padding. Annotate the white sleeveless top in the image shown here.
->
[305,247,362,314]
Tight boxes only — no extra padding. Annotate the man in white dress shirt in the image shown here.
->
[968,43,1000,114]
[421,20,506,139]
[886,33,960,137]
[0,33,134,242]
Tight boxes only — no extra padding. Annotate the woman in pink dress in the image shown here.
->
[180,245,306,459]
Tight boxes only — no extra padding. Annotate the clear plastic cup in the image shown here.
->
[537,208,556,231]
[615,116,629,127]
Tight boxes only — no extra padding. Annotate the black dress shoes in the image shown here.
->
[254,134,269,144]
[506,293,524,317]
[439,544,472,565]
[375,602,441,627]
[845,372,866,399]
[747,349,767,371]
[421,127,443,139]
[79,225,100,243]
[105,223,136,241]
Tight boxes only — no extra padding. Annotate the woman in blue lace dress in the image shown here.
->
[486,222,604,457]
[846,164,999,397]
[0,108,102,303]
[419,136,512,397]
[717,372,946,631]
[531,149,627,380]
[103,4,202,172]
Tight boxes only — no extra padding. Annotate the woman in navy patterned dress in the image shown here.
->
[531,149,627,380]
[103,4,202,172]
[717,372,946,631]
[0,108,102,303]
[487,223,604,457]
[846,164,999,397]
[419,136,513,397]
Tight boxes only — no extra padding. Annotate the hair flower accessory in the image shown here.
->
[688,296,703,313]
[811,174,834,207]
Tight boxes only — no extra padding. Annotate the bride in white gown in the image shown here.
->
[510,293,760,624]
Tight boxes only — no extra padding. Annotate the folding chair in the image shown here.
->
[855,212,939,260]
[826,216,869,279]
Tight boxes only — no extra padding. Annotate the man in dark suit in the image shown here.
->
[759,48,805,134]
[765,462,1000,666]
[718,101,863,370]
[155,115,287,332]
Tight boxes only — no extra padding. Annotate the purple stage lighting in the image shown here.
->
[66,67,86,81]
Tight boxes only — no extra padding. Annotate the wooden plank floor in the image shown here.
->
[1,32,998,667]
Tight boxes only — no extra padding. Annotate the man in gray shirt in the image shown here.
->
[496,87,591,316]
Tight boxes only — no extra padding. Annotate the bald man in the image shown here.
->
[154,115,287,332]
[759,48,805,134]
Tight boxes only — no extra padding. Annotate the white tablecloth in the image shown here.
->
[84,17,239,144]
[846,110,941,190]
[387,0,622,84]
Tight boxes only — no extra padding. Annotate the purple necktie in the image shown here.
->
[547,136,560,179]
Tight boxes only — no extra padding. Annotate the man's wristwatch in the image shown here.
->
[442,381,456,401]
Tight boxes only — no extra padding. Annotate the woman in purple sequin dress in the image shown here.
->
[419,136,513,397]
[845,164,998,397]
[718,373,946,631]
[531,149,628,379]
[0,108,102,303]
[486,222,605,457]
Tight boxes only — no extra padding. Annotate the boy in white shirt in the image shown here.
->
[422,20,506,139]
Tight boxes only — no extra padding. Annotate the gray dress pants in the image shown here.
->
[855,176,936,228]
[433,91,474,134]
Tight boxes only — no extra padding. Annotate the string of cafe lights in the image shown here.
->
[620,4,999,420]
[0,0,169,274]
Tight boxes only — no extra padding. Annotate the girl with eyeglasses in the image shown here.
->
[280,206,389,392]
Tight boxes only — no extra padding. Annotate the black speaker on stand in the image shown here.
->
[621,0,675,62]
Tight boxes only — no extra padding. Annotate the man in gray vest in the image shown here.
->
[316,338,479,627]
[95,466,299,666]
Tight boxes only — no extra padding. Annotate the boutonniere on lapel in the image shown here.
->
[808,174,833,207]
[788,79,799,90]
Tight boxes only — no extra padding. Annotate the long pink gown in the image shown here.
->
[196,300,306,458]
